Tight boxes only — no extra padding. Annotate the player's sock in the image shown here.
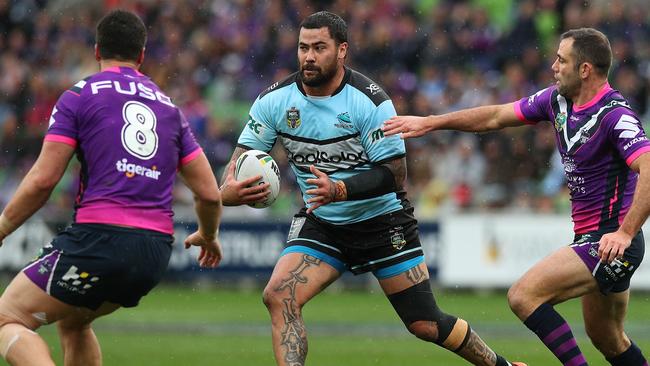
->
[523,303,587,366]
[606,342,648,366]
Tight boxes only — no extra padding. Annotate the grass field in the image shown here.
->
[24,285,650,365]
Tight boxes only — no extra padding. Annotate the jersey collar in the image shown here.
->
[572,82,613,113]
[102,66,145,77]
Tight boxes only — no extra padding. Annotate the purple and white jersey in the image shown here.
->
[46,66,201,234]
[515,83,650,234]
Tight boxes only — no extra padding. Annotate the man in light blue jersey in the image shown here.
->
[0,10,224,365]
[384,28,649,366]
[221,10,524,366]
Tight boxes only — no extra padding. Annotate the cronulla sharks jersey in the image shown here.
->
[238,67,407,224]
[515,83,650,234]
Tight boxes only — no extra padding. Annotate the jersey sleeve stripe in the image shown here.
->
[44,134,77,147]
[514,101,536,125]
[179,147,203,166]
[372,153,406,164]
[625,146,650,166]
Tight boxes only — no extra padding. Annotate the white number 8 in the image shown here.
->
[121,101,158,160]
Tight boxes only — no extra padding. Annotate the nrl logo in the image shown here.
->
[554,112,567,131]
[286,107,301,129]
[390,228,406,251]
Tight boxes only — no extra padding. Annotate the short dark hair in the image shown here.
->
[96,9,146,62]
[561,28,612,77]
[299,11,348,45]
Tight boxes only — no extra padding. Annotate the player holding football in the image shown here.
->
[220,10,525,366]
[383,28,649,366]
[0,10,223,365]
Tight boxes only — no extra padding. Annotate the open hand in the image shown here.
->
[220,162,270,206]
[305,165,342,214]
[382,115,433,139]
[184,230,223,268]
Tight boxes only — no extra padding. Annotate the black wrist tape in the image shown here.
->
[342,165,396,200]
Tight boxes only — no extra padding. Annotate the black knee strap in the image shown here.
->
[387,281,461,346]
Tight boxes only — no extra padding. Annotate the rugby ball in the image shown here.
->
[234,150,281,208]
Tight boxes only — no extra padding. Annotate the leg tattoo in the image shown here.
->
[459,331,497,365]
[405,265,427,285]
[274,255,321,366]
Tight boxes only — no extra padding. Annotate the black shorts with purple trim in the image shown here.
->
[570,229,644,294]
[281,207,424,279]
[22,223,172,310]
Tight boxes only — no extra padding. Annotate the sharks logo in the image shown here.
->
[335,112,353,129]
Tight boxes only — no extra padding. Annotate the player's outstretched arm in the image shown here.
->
[179,152,223,268]
[219,147,270,206]
[0,141,74,245]
[382,102,522,139]
[599,152,650,263]
[305,157,405,214]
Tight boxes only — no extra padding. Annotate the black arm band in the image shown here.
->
[342,165,397,201]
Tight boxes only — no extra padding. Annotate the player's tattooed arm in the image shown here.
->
[337,156,404,201]
[220,146,249,184]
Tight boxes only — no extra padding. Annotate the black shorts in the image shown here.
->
[22,223,173,310]
[570,229,645,294]
[281,208,424,279]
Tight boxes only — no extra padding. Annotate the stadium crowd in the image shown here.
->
[1,0,649,220]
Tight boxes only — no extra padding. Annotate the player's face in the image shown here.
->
[298,27,345,87]
[552,38,581,98]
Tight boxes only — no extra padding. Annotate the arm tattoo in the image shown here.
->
[333,180,347,201]
[405,265,427,285]
[383,157,407,191]
[220,147,248,185]
[274,255,322,366]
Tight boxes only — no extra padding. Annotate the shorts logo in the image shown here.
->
[390,226,406,250]
[288,217,306,241]
[58,265,100,294]
[286,107,301,129]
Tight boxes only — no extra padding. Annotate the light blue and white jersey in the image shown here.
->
[238,67,408,224]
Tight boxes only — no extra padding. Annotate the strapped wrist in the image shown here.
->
[341,165,397,201]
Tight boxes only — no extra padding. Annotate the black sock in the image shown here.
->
[607,342,648,366]
[495,354,511,366]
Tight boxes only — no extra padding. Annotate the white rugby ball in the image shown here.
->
[234,150,281,208]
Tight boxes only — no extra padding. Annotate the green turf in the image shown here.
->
[21,286,650,365]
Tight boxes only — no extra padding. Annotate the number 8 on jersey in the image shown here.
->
[121,101,159,160]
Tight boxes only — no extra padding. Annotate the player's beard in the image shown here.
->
[557,72,581,99]
[299,58,338,87]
